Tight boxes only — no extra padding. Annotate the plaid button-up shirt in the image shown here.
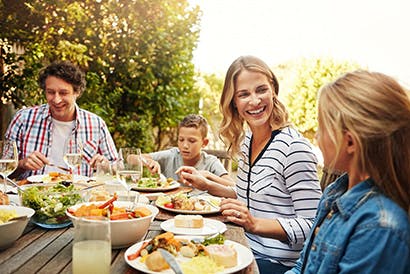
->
[5,104,118,179]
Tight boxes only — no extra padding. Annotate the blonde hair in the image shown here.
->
[219,56,289,157]
[318,70,410,211]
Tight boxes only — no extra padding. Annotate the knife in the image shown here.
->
[158,248,183,274]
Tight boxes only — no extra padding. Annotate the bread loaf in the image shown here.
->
[174,214,204,228]
[205,244,237,268]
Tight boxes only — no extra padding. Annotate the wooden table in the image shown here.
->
[0,205,259,274]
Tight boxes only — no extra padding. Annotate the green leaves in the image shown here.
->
[1,0,201,151]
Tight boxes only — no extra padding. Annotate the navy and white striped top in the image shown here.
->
[236,126,322,267]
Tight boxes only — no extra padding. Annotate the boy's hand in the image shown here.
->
[142,157,161,175]
[175,166,208,190]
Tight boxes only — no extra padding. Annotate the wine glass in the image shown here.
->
[116,148,143,199]
[0,140,18,193]
[63,136,83,177]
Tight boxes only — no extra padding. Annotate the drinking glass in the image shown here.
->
[95,161,114,184]
[116,148,143,191]
[72,217,111,274]
[0,140,18,193]
[63,136,83,175]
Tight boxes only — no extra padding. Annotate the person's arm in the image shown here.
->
[198,170,235,186]
[276,140,322,247]
[11,151,49,179]
[176,166,236,198]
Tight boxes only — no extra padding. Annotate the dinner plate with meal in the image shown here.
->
[130,177,180,192]
[155,192,221,215]
[27,172,90,184]
[160,215,227,236]
[124,232,253,274]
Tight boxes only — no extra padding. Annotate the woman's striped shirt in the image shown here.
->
[236,126,322,267]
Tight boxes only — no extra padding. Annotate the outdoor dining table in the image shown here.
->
[0,186,259,274]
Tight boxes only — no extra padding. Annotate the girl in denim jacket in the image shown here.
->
[287,70,410,274]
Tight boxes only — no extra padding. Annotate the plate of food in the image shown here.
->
[160,215,227,236]
[155,192,221,215]
[27,172,90,184]
[124,232,253,274]
[130,177,180,192]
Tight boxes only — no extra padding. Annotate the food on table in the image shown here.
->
[68,195,151,221]
[0,208,17,224]
[88,188,111,202]
[0,191,9,205]
[156,192,220,212]
[127,232,236,272]
[135,176,174,189]
[19,182,83,226]
[204,244,238,268]
[180,256,223,274]
[174,214,204,228]
[144,250,170,271]
[42,172,73,183]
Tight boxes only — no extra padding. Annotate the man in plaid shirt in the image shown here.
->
[5,61,118,179]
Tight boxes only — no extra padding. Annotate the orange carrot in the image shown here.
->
[98,193,117,209]
[127,241,150,260]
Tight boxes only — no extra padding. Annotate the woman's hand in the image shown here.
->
[220,198,256,232]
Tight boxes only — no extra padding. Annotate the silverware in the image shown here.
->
[158,248,183,274]
[47,163,71,172]
[5,177,25,192]
[187,190,208,198]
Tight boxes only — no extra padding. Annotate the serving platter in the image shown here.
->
[124,235,253,274]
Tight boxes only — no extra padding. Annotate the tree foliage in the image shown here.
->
[281,58,363,141]
[0,0,201,151]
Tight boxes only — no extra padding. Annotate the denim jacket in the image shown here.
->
[287,174,410,274]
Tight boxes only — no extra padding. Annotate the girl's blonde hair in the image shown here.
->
[318,70,410,211]
[219,56,289,157]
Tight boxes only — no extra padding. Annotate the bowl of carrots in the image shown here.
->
[66,195,159,248]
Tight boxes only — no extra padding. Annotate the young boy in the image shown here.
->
[143,114,234,186]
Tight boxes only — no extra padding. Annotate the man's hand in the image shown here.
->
[19,151,49,171]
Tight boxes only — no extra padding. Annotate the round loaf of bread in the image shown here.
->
[145,250,170,271]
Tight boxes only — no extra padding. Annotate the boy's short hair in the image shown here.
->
[178,114,208,138]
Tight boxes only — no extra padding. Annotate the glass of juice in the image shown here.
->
[72,216,111,274]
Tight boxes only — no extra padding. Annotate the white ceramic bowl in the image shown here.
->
[0,205,35,249]
[66,201,159,249]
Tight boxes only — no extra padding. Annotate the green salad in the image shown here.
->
[20,182,82,225]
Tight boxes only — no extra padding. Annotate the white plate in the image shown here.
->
[156,195,221,215]
[124,236,254,274]
[160,218,227,236]
[27,174,90,183]
[130,181,180,192]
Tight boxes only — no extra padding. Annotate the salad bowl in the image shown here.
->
[18,182,88,229]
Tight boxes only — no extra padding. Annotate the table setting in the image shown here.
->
[0,146,258,274]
